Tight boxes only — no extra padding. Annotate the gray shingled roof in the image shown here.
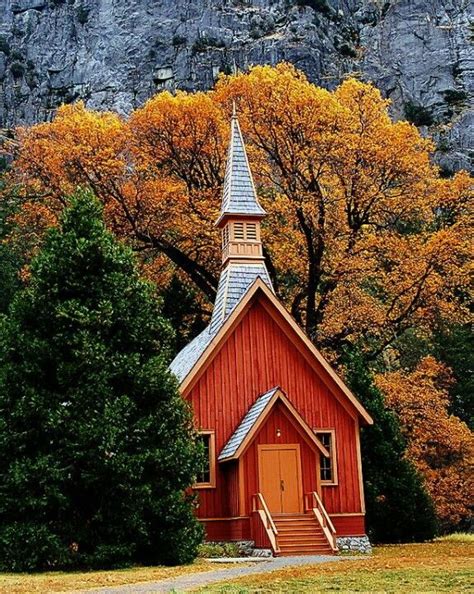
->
[169,263,274,383]
[219,115,266,219]
[209,263,273,334]
[218,387,279,461]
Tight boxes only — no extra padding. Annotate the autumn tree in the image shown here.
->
[343,349,437,543]
[9,64,471,363]
[376,357,473,531]
[0,190,203,571]
[5,63,473,530]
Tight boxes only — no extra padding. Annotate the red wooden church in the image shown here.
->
[170,112,373,556]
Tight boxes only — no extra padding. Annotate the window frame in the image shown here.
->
[315,428,338,486]
[194,430,216,489]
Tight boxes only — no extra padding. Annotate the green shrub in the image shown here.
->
[0,37,10,56]
[192,35,225,54]
[172,34,187,46]
[442,89,468,105]
[76,5,89,25]
[197,542,242,558]
[295,0,331,16]
[0,190,203,571]
[338,42,357,58]
[10,49,23,61]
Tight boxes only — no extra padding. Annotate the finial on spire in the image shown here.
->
[232,100,237,119]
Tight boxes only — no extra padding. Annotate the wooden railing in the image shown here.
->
[305,491,338,552]
[252,493,279,553]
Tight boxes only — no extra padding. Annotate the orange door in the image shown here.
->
[259,445,302,514]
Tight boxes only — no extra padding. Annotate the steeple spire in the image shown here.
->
[217,109,267,266]
[216,109,266,228]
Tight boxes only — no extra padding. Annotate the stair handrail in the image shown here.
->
[252,492,279,553]
[307,491,338,552]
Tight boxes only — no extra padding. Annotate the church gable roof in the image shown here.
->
[209,262,273,334]
[171,279,373,425]
[218,386,330,462]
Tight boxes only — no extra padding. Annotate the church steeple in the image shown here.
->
[169,109,275,378]
[216,108,266,266]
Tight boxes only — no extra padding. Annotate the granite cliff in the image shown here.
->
[0,0,472,170]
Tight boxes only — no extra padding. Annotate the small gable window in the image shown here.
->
[315,429,338,486]
[194,431,216,489]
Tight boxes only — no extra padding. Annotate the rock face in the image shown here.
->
[0,0,472,171]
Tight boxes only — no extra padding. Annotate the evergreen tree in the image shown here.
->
[343,349,438,543]
[0,178,21,314]
[161,275,207,352]
[0,190,203,571]
[433,323,473,430]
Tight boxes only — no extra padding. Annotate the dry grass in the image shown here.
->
[0,559,227,593]
[436,532,474,543]
[1,541,473,593]
[198,541,474,592]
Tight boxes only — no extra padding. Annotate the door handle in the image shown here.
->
[280,479,285,492]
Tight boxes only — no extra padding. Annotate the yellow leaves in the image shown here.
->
[376,358,474,528]
[6,62,473,348]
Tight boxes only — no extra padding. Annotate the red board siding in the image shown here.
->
[330,515,366,536]
[190,297,363,526]
[201,518,251,541]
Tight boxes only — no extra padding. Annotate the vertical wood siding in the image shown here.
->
[189,297,363,523]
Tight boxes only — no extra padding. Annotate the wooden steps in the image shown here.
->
[274,514,335,556]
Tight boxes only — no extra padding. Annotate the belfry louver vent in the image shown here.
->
[234,222,245,240]
[246,223,257,240]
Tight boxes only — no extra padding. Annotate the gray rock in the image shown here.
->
[336,535,372,554]
[0,0,472,170]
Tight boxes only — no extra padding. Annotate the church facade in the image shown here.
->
[170,112,373,555]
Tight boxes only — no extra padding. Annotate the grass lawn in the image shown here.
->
[198,539,474,593]
[1,538,472,593]
[0,559,229,593]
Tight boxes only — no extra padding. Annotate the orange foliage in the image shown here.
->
[376,357,473,529]
[3,63,473,530]
[8,65,471,354]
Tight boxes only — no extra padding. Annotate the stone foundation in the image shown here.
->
[336,535,372,554]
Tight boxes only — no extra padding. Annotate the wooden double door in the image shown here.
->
[258,444,303,514]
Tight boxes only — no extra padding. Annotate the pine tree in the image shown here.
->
[0,190,203,571]
[0,179,21,314]
[343,349,438,543]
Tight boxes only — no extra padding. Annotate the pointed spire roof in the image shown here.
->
[216,108,266,226]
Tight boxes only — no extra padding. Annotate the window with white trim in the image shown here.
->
[315,429,338,485]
